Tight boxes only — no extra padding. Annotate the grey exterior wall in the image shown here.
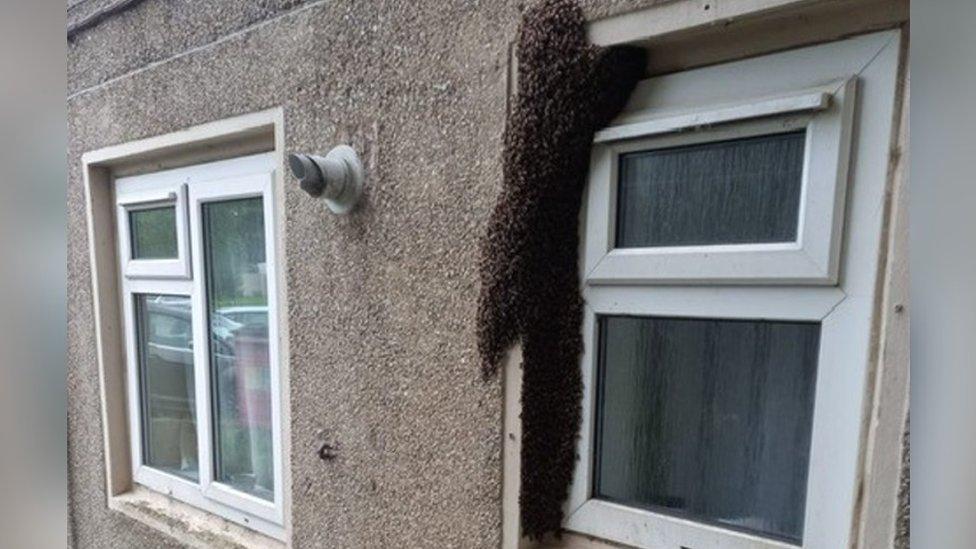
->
[67,1,908,547]
[67,1,663,546]
[895,417,910,548]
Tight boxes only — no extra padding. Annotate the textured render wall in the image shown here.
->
[67,1,663,547]
[895,417,910,548]
[67,0,317,93]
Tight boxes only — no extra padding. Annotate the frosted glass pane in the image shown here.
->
[593,316,820,542]
[203,197,274,501]
[135,294,198,480]
[616,131,805,248]
[130,206,178,259]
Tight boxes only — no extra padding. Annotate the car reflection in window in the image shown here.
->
[212,304,272,499]
[217,306,270,332]
[143,299,270,409]
[139,302,270,480]
[145,299,241,364]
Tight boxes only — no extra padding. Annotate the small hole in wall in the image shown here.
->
[703,4,710,10]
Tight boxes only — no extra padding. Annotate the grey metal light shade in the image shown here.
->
[288,145,364,214]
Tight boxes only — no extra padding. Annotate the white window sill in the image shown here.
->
[109,486,286,549]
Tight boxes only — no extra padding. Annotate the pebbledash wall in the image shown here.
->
[67,0,910,547]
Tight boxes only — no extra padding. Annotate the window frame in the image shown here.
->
[564,30,902,549]
[116,182,191,279]
[117,153,285,538]
[583,78,856,286]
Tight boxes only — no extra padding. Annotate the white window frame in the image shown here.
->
[564,31,901,549]
[116,183,191,279]
[583,76,856,286]
[116,152,285,539]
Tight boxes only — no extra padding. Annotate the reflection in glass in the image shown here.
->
[616,131,806,248]
[203,197,274,501]
[594,316,820,542]
[130,206,178,259]
[135,294,198,480]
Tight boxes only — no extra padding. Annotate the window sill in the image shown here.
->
[109,486,286,549]
[520,531,630,548]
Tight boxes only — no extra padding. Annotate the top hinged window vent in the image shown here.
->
[583,76,857,285]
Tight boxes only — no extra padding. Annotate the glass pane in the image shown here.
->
[203,197,274,501]
[135,294,198,480]
[593,316,820,542]
[130,206,179,259]
[616,131,806,248]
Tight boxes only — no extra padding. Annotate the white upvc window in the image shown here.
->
[565,31,901,549]
[117,181,191,279]
[585,86,855,285]
[115,152,285,539]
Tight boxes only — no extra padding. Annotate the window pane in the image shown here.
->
[593,316,820,542]
[130,206,179,259]
[135,294,198,480]
[616,131,806,248]
[203,197,274,501]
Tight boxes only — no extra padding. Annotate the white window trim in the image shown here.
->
[116,183,192,279]
[591,83,836,143]
[564,30,901,549]
[583,75,856,286]
[117,153,285,539]
[82,109,291,546]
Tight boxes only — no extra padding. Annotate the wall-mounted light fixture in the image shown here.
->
[287,145,364,214]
